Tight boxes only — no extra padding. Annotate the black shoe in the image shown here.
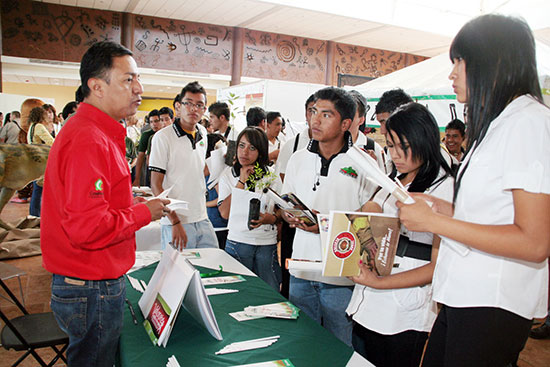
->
[529,323,550,339]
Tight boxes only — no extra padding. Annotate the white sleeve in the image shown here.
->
[148,131,169,173]
[275,136,297,175]
[281,154,298,194]
[217,168,234,204]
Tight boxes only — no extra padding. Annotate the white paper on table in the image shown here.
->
[229,311,266,322]
[206,145,228,190]
[205,288,239,296]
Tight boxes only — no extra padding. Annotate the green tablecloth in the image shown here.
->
[118,263,354,366]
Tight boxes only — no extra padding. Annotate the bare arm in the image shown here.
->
[132,152,146,186]
[398,190,550,263]
[151,171,188,250]
[351,236,440,289]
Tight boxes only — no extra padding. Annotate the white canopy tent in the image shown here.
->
[352,41,550,129]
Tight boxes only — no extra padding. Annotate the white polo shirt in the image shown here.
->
[218,166,282,245]
[433,95,550,320]
[275,127,310,175]
[347,170,454,335]
[282,133,377,286]
[149,122,208,225]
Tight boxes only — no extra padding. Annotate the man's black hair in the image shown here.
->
[173,94,180,109]
[305,94,315,110]
[208,102,230,120]
[80,41,133,99]
[61,101,78,120]
[375,88,413,114]
[445,118,466,137]
[349,90,367,117]
[148,109,160,119]
[159,107,174,119]
[75,85,84,103]
[246,106,266,127]
[267,111,282,124]
[179,81,207,103]
[313,87,356,122]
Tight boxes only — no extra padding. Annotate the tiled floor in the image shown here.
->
[0,201,549,366]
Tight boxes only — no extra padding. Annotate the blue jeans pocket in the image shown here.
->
[50,291,87,339]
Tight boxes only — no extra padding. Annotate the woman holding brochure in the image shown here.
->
[218,127,282,291]
[346,102,454,367]
[396,15,550,366]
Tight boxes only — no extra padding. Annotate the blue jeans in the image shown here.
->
[289,276,353,346]
[161,218,219,250]
[225,240,281,291]
[29,181,42,217]
[50,274,125,367]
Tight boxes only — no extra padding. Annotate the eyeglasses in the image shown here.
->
[181,101,206,111]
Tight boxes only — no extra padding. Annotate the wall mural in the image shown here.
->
[242,30,327,84]
[132,15,232,75]
[1,0,121,62]
[334,42,427,81]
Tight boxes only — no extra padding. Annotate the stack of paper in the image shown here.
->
[215,336,280,355]
[202,275,246,286]
[166,355,181,367]
[230,301,299,321]
[232,360,295,367]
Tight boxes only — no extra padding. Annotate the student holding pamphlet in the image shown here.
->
[282,87,376,346]
[396,15,550,366]
[346,103,454,367]
[218,127,283,291]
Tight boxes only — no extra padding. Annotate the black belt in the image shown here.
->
[396,236,431,261]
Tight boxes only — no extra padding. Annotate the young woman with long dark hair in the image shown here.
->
[347,103,454,367]
[397,14,550,366]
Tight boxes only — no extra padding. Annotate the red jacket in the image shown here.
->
[42,103,151,280]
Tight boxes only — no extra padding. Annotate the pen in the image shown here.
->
[125,298,138,325]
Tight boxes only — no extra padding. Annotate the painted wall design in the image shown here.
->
[132,15,232,75]
[1,0,121,62]
[334,42,427,82]
[241,30,327,84]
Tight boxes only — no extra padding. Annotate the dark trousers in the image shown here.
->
[423,305,532,367]
[280,221,295,298]
[352,321,428,367]
[29,181,42,216]
[215,229,228,250]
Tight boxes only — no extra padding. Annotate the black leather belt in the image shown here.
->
[396,236,432,261]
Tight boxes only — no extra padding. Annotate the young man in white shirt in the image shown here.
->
[282,87,376,346]
[149,81,218,250]
[266,111,283,164]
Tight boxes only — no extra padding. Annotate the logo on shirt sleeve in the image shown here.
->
[90,178,104,198]
[94,178,104,191]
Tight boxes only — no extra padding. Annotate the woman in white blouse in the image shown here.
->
[347,103,454,367]
[397,14,550,366]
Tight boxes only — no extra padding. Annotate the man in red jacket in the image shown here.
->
[42,41,169,367]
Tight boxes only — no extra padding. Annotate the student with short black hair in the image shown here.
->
[150,81,219,250]
[282,87,376,346]
[246,106,267,129]
[444,119,465,161]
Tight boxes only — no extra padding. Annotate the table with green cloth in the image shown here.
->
[117,251,370,367]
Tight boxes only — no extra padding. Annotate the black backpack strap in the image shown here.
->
[292,133,300,153]
[366,136,375,151]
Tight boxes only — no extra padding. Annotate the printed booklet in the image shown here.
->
[264,187,317,226]
[322,211,401,277]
